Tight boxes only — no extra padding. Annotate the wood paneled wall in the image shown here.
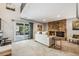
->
[48,19,67,40]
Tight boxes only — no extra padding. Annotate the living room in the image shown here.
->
[13,3,79,55]
[0,3,79,56]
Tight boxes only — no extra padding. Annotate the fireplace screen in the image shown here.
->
[56,31,64,37]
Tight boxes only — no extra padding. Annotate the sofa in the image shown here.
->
[69,35,79,44]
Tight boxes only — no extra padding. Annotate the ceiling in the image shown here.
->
[21,3,78,23]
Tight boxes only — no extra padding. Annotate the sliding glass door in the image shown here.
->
[15,22,33,42]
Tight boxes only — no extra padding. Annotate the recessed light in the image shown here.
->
[43,19,46,21]
[57,15,61,18]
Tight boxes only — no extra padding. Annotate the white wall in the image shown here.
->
[33,22,45,39]
[66,18,79,40]
[0,3,21,40]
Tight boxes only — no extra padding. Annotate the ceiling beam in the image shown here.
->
[20,3,26,13]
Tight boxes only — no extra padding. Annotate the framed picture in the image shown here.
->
[72,20,79,30]
[37,25,42,31]
[6,3,15,11]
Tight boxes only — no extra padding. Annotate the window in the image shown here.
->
[16,23,29,35]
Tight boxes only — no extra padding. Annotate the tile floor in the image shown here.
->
[12,40,79,56]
